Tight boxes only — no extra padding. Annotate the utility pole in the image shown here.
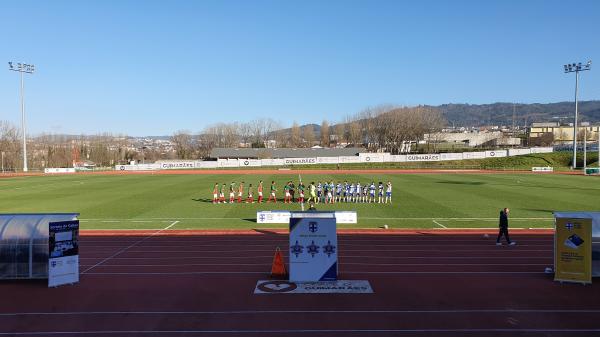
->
[584,127,587,170]
[563,61,591,169]
[8,61,35,172]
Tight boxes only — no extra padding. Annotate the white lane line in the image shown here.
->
[81,221,180,274]
[78,242,554,248]
[433,220,447,229]
[82,271,545,276]
[93,249,553,253]
[1,328,600,335]
[1,309,599,316]
[79,255,553,261]
[78,262,549,268]
[164,221,179,230]
[80,217,554,221]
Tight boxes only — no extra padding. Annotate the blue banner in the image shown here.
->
[289,212,337,282]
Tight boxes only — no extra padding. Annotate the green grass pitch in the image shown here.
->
[1,172,598,230]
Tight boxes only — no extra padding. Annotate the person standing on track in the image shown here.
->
[496,208,516,246]
[257,180,264,203]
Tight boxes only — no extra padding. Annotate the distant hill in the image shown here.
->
[433,100,600,127]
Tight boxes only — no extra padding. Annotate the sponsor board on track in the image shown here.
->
[49,220,80,287]
[532,166,554,172]
[554,217,592,284]
[257,211,357,224]
[254,280,373,294]
[289,212,338,282]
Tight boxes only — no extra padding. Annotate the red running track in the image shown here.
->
[1,231,600,336]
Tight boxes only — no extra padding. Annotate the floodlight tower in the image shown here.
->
[8,61,35,172]
[563,61,591,169]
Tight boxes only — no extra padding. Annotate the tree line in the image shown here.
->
[172,106,446,158]
[0,106,446,170]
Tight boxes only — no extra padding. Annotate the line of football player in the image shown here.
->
[212,180,392,204]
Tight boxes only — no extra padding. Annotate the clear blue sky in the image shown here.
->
[1,0,599,136]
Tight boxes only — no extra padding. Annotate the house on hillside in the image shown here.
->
[527,122,600,146]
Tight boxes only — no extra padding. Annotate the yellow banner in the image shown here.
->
[554,217,592,284]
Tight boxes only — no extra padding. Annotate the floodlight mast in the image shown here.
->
[8,62,35,172]
[563,61,591,169]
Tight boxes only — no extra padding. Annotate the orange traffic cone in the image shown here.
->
[270,247,288,279]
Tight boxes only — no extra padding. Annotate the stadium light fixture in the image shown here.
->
[8,61,35,172]
[563,60,591,169]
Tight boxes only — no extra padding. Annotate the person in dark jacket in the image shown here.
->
[496,208,516,246]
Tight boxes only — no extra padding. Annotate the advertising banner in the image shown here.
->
[316,157,339,164]
[359,153,385,163]
[530,147,553,154]
[254,280,373,294]
[257,211,357,224]
[440,153,463,161]
[284,158,317,165]
[44,168,76,174]
[289,212,337,282]
[338,156,361,163]
[257,211,293,224]
[389,155,407,162]
[238,159,262,167]
[462,151,486,159]
[48,220,80,287]
[261,159,285,166]
[508,148,531,156]
[532,167,554,172]
[485,150,507,158]
[159,161,196,170]
[195,161,219,169]
[554,217,592,284]
[406,154,441,162]
[217,159,239,168]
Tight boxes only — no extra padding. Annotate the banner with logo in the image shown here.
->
[554,217,592,284]
[284,158,317,165]
[238,159,261,167]
[257,211,357,224]
[160,161,196,169]
[48,220,80,287]
[485,150,507,158]
[44,168,76,174]
[406,154,440,162]
[217,159,239,168]
[289,212,337,282]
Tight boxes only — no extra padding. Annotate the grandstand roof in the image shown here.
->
[210,147,366,159]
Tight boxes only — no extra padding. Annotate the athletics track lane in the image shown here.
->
[1,232,599,336]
